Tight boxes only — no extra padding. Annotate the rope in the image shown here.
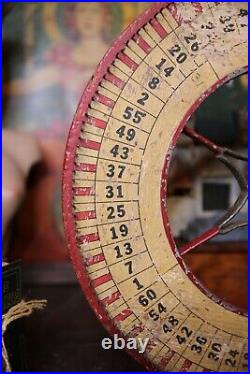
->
[2,299,47,372]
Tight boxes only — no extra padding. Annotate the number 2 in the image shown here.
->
[137,92,149,106]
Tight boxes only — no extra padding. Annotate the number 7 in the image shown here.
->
[124,260,133,274]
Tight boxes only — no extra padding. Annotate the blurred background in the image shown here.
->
[3,2,150,265]
[2,3,248,371]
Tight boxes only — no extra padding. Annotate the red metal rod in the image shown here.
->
[183,126,223,155]
[183,127,247,161]
[178,130,248,256]
[179,226,220,256]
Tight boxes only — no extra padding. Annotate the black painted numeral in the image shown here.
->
[106,164,126,178]
[208,342,222,362]
[184,33,199,52]
[124,260,133,274]
[110,224,128,240]
[219,15,235,32]
[123,106,133,119]
[224,24,235,32]
[148,77,160,89]
[138,289,157,306]
[201,21,215,30]
[191,336,207,354]
[242,352,248,368]
[176,326,193,345]
[110,145,129,160]
[156,58,175,77]
[116,126,136,141]
[114,242,133,258]
[148,302,167,321]
[225,350,239,367]
[123,106,146,124]
[163,315,179,334]
[133,277,144,290]
[168,44,187,63]
[106,185,124,199]
[137,92,149,106]
[219,15,232,24]
[107,204,126,219]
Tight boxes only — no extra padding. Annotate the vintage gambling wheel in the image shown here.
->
[63,3,248,372]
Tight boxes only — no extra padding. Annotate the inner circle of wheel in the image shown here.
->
[63,3,248,372]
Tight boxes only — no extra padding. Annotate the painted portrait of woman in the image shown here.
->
[3,3,150,137]
[3,3,151,263]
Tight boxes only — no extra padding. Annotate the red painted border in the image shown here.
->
[62,3,167,371]
[62,1,248,370]
[160,67,248,317]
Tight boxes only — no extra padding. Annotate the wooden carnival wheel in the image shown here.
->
[63,3,248,371]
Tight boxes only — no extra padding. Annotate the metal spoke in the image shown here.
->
[216,155,248,230]
[183,127,248,160]
[178,127,248,256]
[179,227,219,255]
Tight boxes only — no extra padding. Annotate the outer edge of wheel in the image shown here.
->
[62,1,248,369]
[160,66,248,317]
[62,3,167,371]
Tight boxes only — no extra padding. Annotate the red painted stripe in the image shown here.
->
[145,339,157,353]
[129,323,145,338]
[167,3,183,26]
[77,232,99,244]
[94,93,115,108]
[150,18,168,39]
[191,3,203,13]
[105,72,125,89]
[79,138,101,151]
[86,116,107,130]
[133,34,152,54]
[73,187,94,196]
[75,210,96,221]
[85,253,105,267]
[92,273,113,288]
[118,52,138,71]
[179,226,219,255]
[101,291,121,306]
[180,359,192,372]
[203,369,211,372]
[75,163,97,172]
[114,308,133,323]
[159,350,175,369]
